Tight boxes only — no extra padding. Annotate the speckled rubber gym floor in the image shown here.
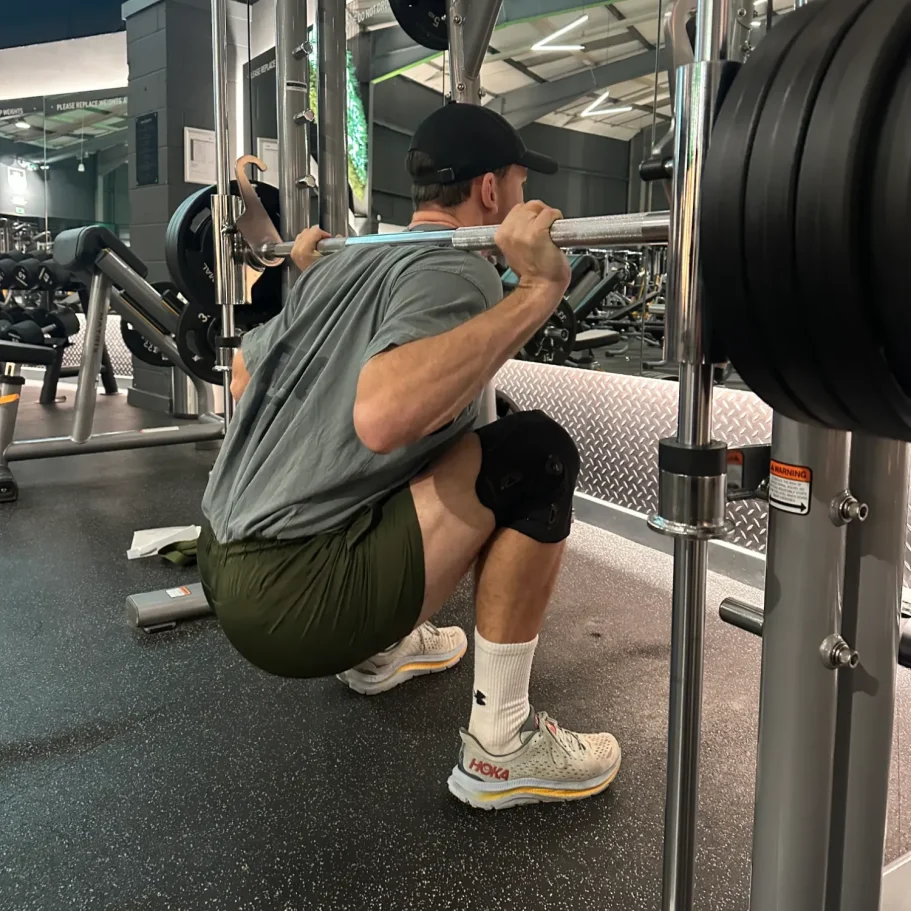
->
[2,388,908,911]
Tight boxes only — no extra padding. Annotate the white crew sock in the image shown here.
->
[468,628,539,754]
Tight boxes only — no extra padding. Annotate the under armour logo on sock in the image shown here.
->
[474,690,487,706]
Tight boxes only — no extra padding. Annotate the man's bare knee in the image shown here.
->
[411,433,493,532]
[410,434,497,622]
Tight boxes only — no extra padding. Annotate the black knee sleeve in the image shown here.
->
[474,410,580,544]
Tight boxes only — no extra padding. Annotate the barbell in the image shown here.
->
[257,212,672,260]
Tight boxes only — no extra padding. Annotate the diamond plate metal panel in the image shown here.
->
[61,314,135,377]
[497,361,911,588]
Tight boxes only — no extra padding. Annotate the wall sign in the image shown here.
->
[184,127,216,185]
[135,112,159,186]
[7,167,27,193]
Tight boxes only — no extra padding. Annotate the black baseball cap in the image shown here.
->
[409,103,558,186]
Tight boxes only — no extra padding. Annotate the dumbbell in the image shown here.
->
[0,253,27,289]
[38,308,80,339]
[0,318,45,345]
[0,302,30,324]
[0,308,79,346]
[30,259,77,292]
[12,253,54,290]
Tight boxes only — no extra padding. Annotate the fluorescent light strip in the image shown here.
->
[580,92,634,118]
[531,14,588,52]
[580,90,613,116]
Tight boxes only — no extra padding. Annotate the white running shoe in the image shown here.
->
[448,708,621,810]
[337,623,467,695]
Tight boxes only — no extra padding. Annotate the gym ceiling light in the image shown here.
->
[531,14,588,52]
[580,91,633,118]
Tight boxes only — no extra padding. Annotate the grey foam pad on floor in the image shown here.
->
[0,388,908,910]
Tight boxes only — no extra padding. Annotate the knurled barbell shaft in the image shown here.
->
[258,211,671,260]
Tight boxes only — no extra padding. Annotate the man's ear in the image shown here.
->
[479,172,498,211]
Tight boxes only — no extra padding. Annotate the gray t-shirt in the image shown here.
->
[202,230,503,543]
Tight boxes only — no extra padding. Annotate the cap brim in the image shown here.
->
[520,149,559,175]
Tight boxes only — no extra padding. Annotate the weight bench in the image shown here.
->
[0,226,224,504]
[568,265,628,353]
[573,328,621,350]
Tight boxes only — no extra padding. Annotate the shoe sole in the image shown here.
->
[338,640,467,696]
[446,751,621,811]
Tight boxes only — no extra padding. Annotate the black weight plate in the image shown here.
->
[743,0,872,431]
[521,299,576,366]
[176,299,221,385]
[166,181,282,320]
[120,317,172,368]
[701,2,820,423]
[794,0,911,440]
[165,186,217,311]
[389,0,448,51]
[870,58,911,394]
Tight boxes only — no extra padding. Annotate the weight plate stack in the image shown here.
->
[701,2,820,424]
[165,180,281,321]
[389,0,448,51]
[121,318,171,369]
[870,58,911,395]
[521,300,577,366]
[176,297,221,386]
[121,281,184,370]
[742,0,870,431]
[794,0,911,440]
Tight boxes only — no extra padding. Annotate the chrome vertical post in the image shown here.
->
[276,0,313,287]
[448,0,478,104]
[210,0,242,422]
[316,0,349,237]
[648,1,732,909]
[446,0,502,424]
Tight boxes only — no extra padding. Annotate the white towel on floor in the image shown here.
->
[127,525,201,560]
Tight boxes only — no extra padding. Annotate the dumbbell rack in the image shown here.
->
[0,231,224,504]
[1,244,123,405]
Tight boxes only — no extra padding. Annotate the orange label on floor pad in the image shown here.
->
[769,460,812,515]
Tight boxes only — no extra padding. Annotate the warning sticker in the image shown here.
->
[769,460,812,515]
[166,586,192,599]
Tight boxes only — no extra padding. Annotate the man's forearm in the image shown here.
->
[355,281,563,452]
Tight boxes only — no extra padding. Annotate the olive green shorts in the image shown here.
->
[197,486,425,678]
